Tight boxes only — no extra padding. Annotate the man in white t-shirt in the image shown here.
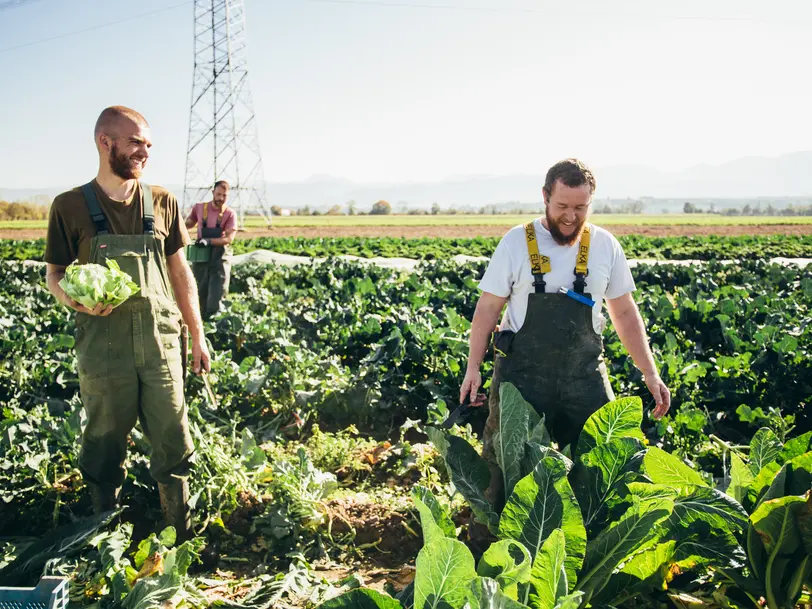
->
[460,158,670,508]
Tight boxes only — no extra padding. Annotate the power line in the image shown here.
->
[0,0,192,54]
[0,0,48,11]
[1,0,808,55]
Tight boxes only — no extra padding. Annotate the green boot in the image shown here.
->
[158,479,193,542]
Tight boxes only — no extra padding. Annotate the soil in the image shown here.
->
[2,223,811,241]
[324,496,423,570]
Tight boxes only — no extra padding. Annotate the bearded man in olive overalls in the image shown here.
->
[460,158,672,512]
[45,106,210,539]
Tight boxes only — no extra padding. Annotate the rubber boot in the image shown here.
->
[88,483,120,515]
[158,479,193,542]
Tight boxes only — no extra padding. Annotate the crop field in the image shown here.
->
[3,234,812,263]
[0,237,810,609]
[3,214,812,241]
[241,213,812,228]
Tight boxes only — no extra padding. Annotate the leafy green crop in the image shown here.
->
[0,251,810,607]
[3,234,812,261]
[58,259,138,309]
[321,385,755,609]
[715,430,812,609]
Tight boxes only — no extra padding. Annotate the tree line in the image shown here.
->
[0,201,49,221]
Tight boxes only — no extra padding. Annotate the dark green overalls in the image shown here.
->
[76,182,194,533]
[482,223,615,508]
[192,202,231,319]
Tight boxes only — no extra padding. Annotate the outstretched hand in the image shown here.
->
[645,374,671,419]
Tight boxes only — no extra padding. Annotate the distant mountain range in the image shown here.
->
[4,151,812,212]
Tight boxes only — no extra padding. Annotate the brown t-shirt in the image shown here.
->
[45,180,191,266]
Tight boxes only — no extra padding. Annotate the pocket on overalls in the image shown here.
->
[155,301,183,382]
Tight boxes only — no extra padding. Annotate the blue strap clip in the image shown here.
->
[558,286,596,307]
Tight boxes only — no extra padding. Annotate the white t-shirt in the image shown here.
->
[478,220,635,335]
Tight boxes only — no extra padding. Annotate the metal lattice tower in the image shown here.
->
[184,0,270,226]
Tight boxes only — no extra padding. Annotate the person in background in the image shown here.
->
[185,180,237,319]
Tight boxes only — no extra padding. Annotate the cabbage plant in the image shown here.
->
[58,259,139,309]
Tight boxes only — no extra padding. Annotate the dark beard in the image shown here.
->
[109,143,143,180]
[545,205,586,246]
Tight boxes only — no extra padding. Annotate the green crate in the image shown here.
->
[186,244,211,263]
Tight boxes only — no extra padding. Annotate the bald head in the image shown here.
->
[94,106,149,140]
[94,106,152,180]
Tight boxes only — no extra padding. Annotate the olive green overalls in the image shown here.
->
[192,202,231,320]
[482,223,615,508]
[76,181,194,535]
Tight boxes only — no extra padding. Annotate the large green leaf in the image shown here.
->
[674,486,748,531]
[628,483,748,532]
[728,451,755,504]
[747,461,782,509]
[319,589,405,609]
[799,492,812,555]
[750,495,807,609]
[751,495,805,556]
[592,540,677,605]
[760,452,812,509]
[414,537,477,609]
[552,592,584,609]
[787,555,812,608]
[749,428,782,476]
[672,520,747,571]
[477,540,532,600]
[527,528,567,609]
[427,427,499,532]
[123,572,183,609]
[777,432,812,465]
[466,577,528,609]
[577,498,674,603]
[522,443,573,479]
[413,486,457,545]
[628,482,747,569]
[499,458,586,595]
[781,452,812,496]
[528,416,552,448]
[643,446,707,488]
[571,438,645,527]
[576,397,645,457]
[495,382,541,500]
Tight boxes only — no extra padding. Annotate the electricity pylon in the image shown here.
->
[183,0,271,227]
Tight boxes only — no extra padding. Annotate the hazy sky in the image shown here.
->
[2,0,811,188]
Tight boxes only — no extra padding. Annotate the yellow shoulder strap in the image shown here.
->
[575,224,591,276]
[524,222,551,275]
[203,202,208,224]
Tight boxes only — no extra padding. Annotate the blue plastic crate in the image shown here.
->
[0,576,68,609]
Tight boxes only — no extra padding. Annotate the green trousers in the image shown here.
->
[192,250,231,319]
[76,229,193,489]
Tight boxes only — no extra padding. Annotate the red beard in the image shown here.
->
[545,205,586,246]
[109,143,145,180]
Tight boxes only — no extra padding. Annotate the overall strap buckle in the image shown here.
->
[524,221,551,294]
[572,225,592,294]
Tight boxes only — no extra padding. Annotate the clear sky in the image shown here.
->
[1,0,811,189]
